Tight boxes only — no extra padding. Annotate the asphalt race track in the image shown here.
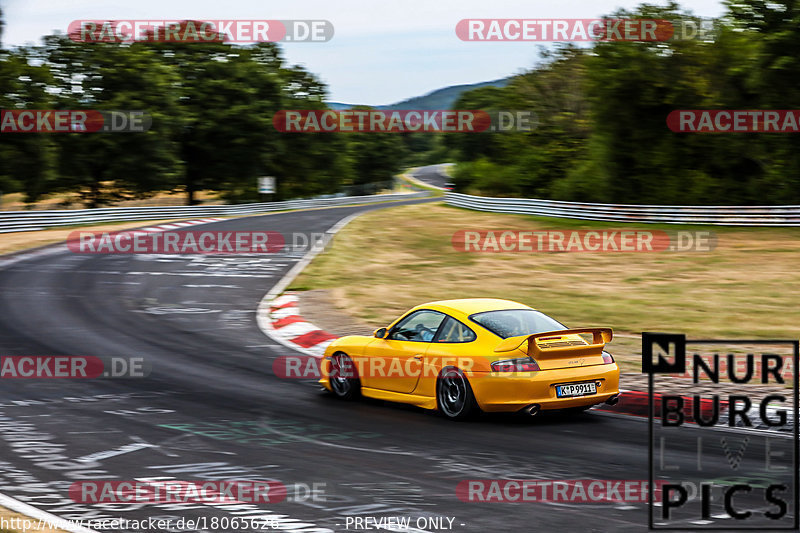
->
[0,172,794,532]
[410,166,449,190]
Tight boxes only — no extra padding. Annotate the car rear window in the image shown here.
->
[470,309,566,339]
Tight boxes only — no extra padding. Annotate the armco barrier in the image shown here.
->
[0,192,428,233]
[445,192,800,226]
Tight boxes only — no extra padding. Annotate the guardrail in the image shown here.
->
[445,192,800,226]
[0,192,429,233]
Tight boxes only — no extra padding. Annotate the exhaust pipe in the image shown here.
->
[523,404,541,416]
[605,394,620,406]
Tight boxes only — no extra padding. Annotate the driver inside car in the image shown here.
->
[415,323,435,341]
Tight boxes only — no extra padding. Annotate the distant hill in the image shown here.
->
[328,77,512,111]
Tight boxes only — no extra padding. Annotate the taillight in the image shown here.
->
[602,351,615,364]
[491,358,541,372]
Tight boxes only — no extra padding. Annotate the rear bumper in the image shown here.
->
[469,364,620,412]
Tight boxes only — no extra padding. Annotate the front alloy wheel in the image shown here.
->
[329,353,360,400]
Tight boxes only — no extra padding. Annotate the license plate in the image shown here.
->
[556,382,597,397]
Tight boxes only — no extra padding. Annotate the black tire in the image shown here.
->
[436,367,477,420]
[328,353,360,400]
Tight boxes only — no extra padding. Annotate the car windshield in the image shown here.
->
[470,309,566,339]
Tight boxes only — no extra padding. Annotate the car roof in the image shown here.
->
[414,298,533,317]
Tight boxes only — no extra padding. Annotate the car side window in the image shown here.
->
[435,317,477,343]
[388,310,446,342]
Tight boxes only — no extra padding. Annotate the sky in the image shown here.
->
[2,0,726,106]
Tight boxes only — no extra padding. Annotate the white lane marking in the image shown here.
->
[256,420,418,456]
[183,284,240,288]
[129,271,282,278]
[136,306,222,315]
[67,430,122,434]
[246,344,282,349]
[76,441,157,463]
[0,244,68,271]
[0,493,99,533]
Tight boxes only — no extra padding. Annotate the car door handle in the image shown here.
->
[413,355,423,360]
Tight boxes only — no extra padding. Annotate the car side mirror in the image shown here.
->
[374,328,387,338]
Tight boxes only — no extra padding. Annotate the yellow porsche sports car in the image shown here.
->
[319,298,620,420]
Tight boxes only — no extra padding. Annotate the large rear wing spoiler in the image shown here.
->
[493,328,613,359]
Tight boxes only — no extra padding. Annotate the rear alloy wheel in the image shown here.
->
[328,353,360,400]
[437,367,477,420]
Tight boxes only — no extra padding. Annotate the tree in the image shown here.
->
[43,35,183,207]
[149,32,353,204]
[0,46,58,204]
[725,0,800,202]
[449,46,591,198]
[343,106,407,192]
[147,34,280,204]
[447,2,800,205]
